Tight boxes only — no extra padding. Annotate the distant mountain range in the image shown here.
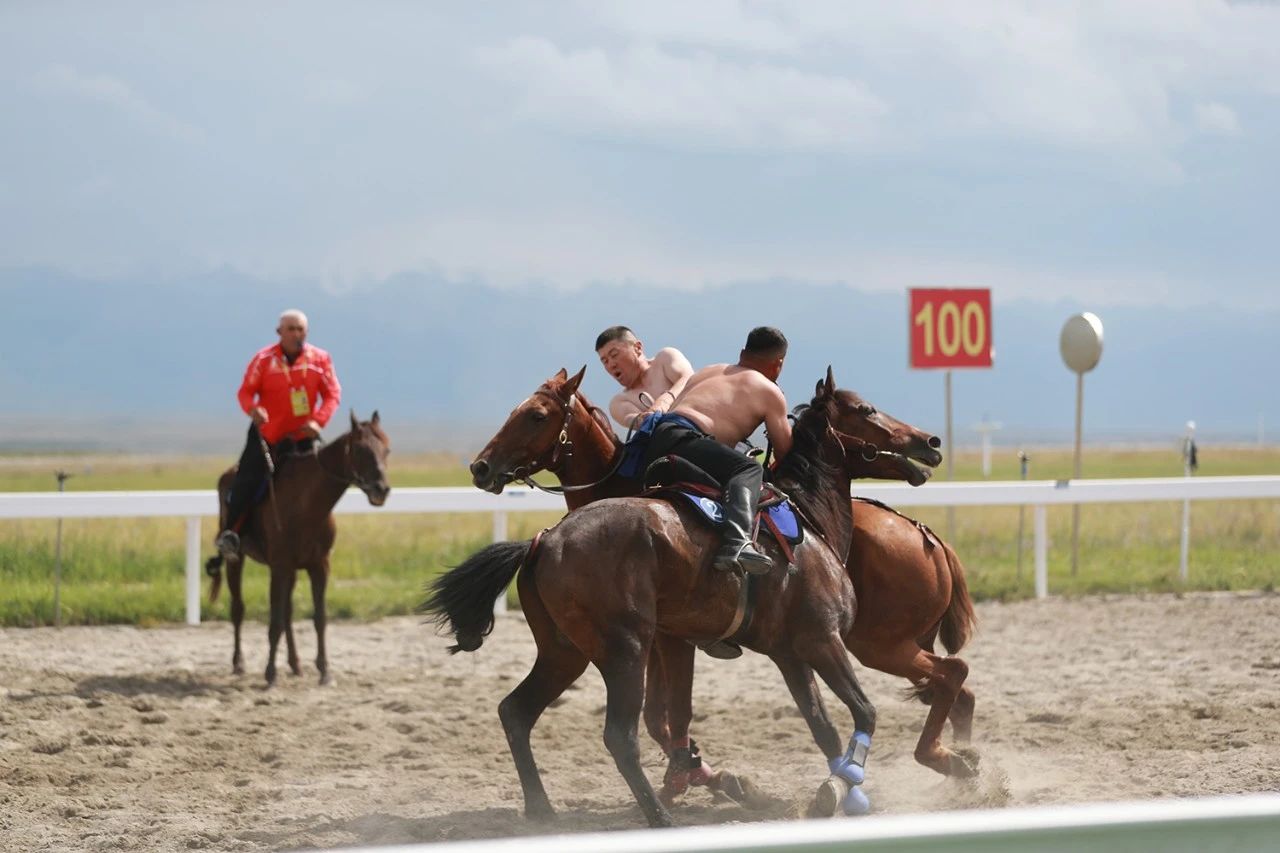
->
[2,267,1276,453]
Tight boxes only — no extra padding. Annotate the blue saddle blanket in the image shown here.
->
[675,492,802,543]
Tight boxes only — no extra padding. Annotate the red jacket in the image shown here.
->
[237,343,342,444]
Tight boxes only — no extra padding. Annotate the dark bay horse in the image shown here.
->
[468,368,977,795]
[206,411,391,686]
[425,372,891,827]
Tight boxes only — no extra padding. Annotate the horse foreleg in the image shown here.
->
[227,557,246,675]
[599,638,674,829]
[799,641,878,817]
[649,634,744,806]
[308,562,332,686]
[284,571,301,677]
[264,568,292,687]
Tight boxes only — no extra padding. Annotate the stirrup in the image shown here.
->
[713,542,773,576]
[698,640,742,660]
[215,530,240,558]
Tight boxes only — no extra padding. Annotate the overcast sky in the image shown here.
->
[2,1,1277,307]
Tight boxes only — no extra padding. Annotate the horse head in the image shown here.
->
[813,367,942,487]
[469,367,586,494]
[346,409,391,506]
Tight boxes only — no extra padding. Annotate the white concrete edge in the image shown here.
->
[334,793,1280,853]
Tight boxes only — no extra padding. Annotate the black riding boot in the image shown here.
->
[712,470,773,576]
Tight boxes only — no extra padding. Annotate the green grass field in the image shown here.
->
[2,447,1278,626]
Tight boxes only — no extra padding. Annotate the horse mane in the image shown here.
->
[539,381,620,449]
[771,395,845,538]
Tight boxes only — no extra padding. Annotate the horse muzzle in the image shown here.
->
[469,457,504,493]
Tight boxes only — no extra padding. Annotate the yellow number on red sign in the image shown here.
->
[913,300,986,358]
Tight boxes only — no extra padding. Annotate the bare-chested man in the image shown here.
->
[640,327,792,575]
[595,326,695,430]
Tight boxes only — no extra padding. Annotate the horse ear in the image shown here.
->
[824,365,836,396]
[562,365,586,399]
[350,409,359,430]
[371,410,380,426]
[552,368,568,382]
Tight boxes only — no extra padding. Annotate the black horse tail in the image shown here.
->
[420,539,531,654]
[938,541,976,654]
[206,554,224,604]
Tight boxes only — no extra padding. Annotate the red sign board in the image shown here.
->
[909,288,993,369]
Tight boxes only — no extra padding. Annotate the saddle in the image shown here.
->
[641,455,804,563]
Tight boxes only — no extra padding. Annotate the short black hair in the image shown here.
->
[595,325,636,351]
[743,326,788,358]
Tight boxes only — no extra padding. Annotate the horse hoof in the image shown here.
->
[525,801,556,822]
[812,776,845,818]
[950,747,980,778]
[319,672,336,687]
[841,785,871,815]
[714,772,748,805]
[232,663,245,676]
[687,763,716,787]
[659,772,689,806]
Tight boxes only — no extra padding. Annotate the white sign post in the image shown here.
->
[972,417,1003,479]
[1060,312,1104,577]
[1180,421,1197,581]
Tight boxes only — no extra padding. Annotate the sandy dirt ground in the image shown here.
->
[2,592,1279,851]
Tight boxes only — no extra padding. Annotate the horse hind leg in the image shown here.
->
[861,641,977,778]
[950,683,976,745]
[498,569,589,821]
[499,641,589,821]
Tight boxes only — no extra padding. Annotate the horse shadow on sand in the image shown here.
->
[73,671,246,700]
[234,792,797,849]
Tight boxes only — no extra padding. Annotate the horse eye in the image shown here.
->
[530,411,548,423]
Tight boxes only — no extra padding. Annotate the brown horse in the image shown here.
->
[206,411,391,686]
[426,371,899,827]
[468,367,977,794]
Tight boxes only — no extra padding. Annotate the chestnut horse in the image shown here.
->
[426,371,900,827]
[205,411,391,686]
[467,368,977,796]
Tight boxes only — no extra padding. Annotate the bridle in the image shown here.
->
[501,389,627,495]
[316,431,385,493]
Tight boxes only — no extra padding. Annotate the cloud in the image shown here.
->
[294,204,1214,309]
[478,37,887,152]
[1194,101,1241,135]
[32,64,204,142]
[483,2,1280,164]
[303,76,364,106]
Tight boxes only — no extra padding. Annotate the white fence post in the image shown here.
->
[492,510,509,615]
[185,516,201,626]
[1034,505,1048,599]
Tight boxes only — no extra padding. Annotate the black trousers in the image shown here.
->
[641,421,759,497]
[225,424,268,529]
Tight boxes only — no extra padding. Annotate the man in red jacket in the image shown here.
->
[215,309,342,556]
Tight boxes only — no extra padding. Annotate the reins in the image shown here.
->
[506,391,628,495]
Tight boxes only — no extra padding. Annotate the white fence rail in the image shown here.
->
[337,793,1280,853]
[3,476,1279,626]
